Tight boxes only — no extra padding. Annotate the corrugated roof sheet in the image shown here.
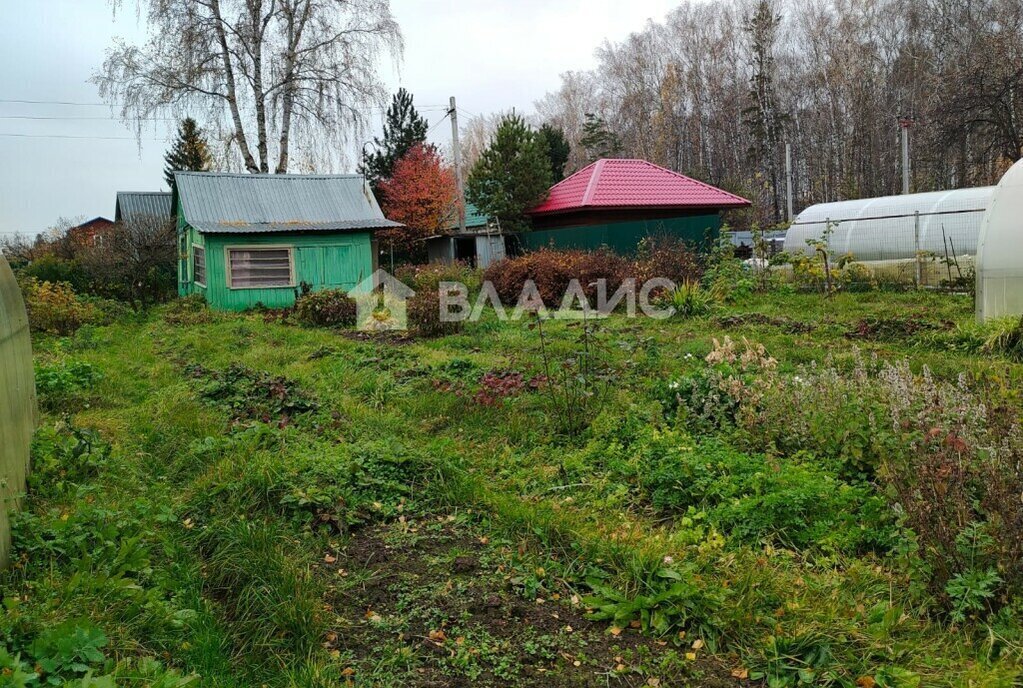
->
[115,192,172,222]
[174,172,402,234]
[528,159,751,215]
[444,202,491,231]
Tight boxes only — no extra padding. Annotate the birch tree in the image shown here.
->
[95,0,402,174]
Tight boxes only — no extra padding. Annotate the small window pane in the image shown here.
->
[229,248,292,288]
[193,246,206,286]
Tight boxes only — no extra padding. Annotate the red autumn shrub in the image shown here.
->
[483,243,700,308]
[635,235,703,285]
[483,248,631,307]
[408,288,462,337]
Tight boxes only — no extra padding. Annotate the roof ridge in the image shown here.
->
[581,159,605,206]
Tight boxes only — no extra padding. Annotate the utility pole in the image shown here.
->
[899,116,914,195]
[784,141,793,222]
[449,97,467,235]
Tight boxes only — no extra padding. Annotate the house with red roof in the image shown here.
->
[522,158,749,254]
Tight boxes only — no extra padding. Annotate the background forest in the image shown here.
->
[530,0,1023,226]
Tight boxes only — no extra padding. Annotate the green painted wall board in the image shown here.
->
[178,222,374,310]
[520,214,721,254]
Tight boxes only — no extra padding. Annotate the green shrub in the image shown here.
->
[28,422,111,495]
[659,279,714,318]
[34,360,102,412]
[640,436,895,553]
[21,254,88,292]
[293,289,356,328]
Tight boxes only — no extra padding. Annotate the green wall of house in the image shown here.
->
[518,214,721,254]
[177,218,374,311]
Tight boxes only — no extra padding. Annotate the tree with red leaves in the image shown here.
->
[378,143,459,260]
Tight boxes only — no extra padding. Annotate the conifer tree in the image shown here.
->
[360,88,430,195]
[579,113,622,162]
[163,117,212,191]
[536,123,571,182]
[465,114,552,232]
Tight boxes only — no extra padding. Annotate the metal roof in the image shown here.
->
[528,159,751,215]
[115,192,172,222]
[173,172,402,234]
[444,202,491,231]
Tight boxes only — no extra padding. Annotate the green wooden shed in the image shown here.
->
[524,159,750,254]
[173,172,400,311]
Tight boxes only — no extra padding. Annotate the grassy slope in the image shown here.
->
[6,291,1023,686]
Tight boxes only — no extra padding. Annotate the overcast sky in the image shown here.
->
[0,0,678,237]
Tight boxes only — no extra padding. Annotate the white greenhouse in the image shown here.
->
[976,159,1023,322]
[784,187,994,262]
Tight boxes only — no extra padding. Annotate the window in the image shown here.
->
[193,246,206,286]
[227,247,293,289]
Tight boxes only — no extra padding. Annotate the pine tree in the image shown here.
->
[579,113,622,162]
[163,118,212,191]
[536,123,571,182]
[465,114,553,233]
[360,89,430,196]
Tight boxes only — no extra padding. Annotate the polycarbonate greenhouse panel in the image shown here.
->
[0,254,36,568]
[785,187,994,262]
[976,159,1023,321]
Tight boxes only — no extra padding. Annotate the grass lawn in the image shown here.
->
[5,290,1023,687]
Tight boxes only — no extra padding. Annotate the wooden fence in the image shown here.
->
[0,254,35,569]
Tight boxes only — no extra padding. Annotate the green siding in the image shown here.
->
[520,214,721,254]
[177,213,373,310]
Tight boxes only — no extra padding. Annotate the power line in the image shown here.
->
[0,115,177,121]
[0,98,111,106]
[425,111,450,137]
[0,97,452,112]
[0,132,171,141]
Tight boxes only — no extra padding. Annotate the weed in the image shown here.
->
[34,360,102,412]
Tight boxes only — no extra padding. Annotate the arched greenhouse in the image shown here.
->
[784,187,994,262]
[976,159,1023,321]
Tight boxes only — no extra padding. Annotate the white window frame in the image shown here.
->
[192,244,207,287]
[224,244,295,290]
